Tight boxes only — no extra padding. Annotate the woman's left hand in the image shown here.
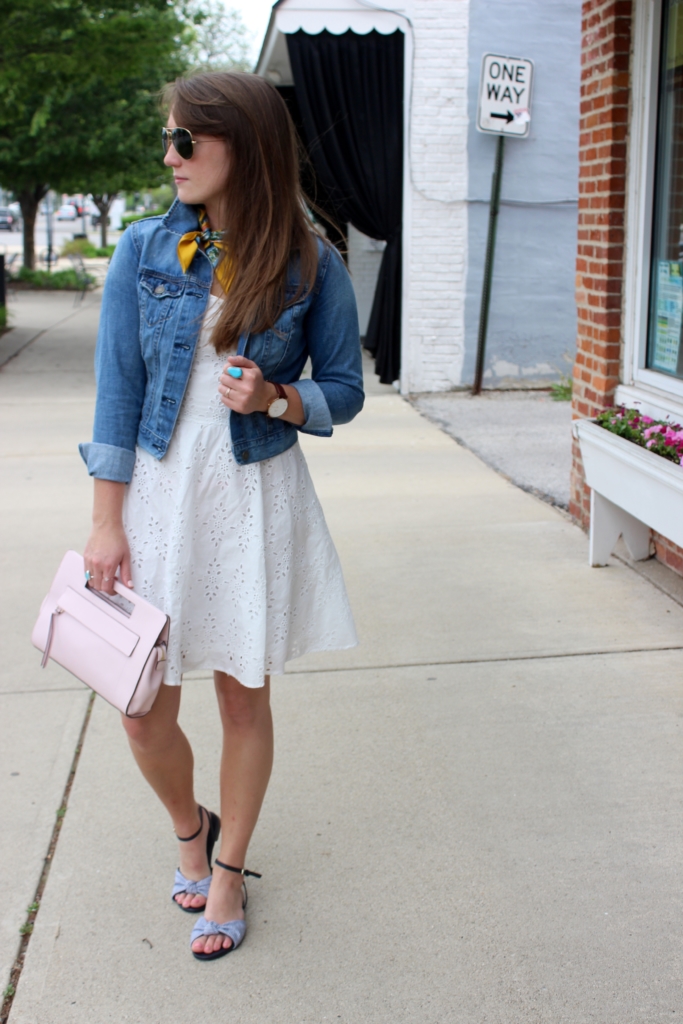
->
[218,355,273,414]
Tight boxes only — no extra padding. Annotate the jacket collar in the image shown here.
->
[162,199,201,236]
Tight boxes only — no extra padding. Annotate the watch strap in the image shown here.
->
[266,381,288,417]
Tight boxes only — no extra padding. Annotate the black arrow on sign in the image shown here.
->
[491,110,514,124]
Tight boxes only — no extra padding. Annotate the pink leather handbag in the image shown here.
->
[32,550,170,717]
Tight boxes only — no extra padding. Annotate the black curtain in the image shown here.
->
[286,29,404,384]
[277,85,349,258]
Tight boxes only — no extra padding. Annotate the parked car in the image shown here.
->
[0,207,19,231]
[65,196,85,216]
[57,204,78,221]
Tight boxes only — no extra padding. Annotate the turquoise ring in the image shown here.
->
[85,570,92,581]
[227,367,243,378]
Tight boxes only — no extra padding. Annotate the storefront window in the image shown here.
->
[648,0,683,377]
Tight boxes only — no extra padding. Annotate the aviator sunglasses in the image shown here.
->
[162,126,223,161]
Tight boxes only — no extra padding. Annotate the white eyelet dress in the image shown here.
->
[122,295,358,688]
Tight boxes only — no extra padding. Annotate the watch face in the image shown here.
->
[268,397,289,418]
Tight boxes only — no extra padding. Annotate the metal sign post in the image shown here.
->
[45,192,54,274]
[472,54,534,395]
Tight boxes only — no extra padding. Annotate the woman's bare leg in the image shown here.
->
[122,682,210,910]
[191,672,274,955]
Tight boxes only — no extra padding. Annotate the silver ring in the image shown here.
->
[103,577,111,582]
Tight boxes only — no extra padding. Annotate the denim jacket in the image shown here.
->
[79,200,364,482]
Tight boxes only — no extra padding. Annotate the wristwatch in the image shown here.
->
[266,381,289,418]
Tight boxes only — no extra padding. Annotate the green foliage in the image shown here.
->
[0,305,6,329]
[550,376,572,401]
[120,208,166,229]
[13,266,95,290]
[0,1,252,262]
[181,0,252,72]
[61,238,115,257]
[0,1,189,187]
[0,0,191,262]
[148,183,175,211]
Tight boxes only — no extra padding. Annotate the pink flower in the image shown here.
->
[641,415,654,424]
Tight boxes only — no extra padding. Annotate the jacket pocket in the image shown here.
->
[260,298,307,375]
[139,273,185,327]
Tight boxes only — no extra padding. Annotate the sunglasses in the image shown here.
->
[162,127,224,161]
[162,126,196,160]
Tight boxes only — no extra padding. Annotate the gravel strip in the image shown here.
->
[413,390,572,509]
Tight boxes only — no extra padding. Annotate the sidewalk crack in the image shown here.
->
[281,645,683,675]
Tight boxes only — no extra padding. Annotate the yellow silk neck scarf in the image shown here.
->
[177,207,234,291]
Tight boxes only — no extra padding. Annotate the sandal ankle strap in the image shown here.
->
[215,858,262,879]
[176,806,204,843]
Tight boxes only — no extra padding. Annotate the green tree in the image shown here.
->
[182,0,252,72]
[0,0,188,266]
[56,77,183,248]
[60,3,253,247]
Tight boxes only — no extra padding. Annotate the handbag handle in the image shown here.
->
[41,608,62,668]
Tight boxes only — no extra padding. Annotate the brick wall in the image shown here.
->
[570,0,633,527]
[403,0,469,393]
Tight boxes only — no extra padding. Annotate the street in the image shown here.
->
[0,211,123,266]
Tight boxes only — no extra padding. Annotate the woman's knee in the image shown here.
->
[121,712,174,753]
[214,672,270,730]
[121,683,181,750]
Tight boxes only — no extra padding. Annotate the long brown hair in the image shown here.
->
[164,72,321,352]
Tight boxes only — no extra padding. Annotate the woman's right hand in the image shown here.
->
[84,480,134,594]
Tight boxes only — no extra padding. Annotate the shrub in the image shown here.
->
[61,239,115,258]
[12,266,95,290]
[121,209,165,229]
[62,238,97,257]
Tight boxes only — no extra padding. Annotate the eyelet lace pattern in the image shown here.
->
[122,296,357,688]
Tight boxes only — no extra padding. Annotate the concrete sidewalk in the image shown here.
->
[3,296,683,1022]
[0,291,99,1004]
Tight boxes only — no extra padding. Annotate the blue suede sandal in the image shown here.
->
[190,860,261,961]
[172,805,221,914]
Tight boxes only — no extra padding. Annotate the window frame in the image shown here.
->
[615,0,683,417]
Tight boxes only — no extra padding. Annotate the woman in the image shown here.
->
[79,72,363,961]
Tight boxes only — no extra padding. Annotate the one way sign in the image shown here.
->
[477,53,534,137]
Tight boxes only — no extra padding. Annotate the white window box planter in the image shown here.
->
[574,418,683,566]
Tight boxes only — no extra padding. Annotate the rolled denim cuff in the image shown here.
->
[290,379,333,437]
[78,442,136,483]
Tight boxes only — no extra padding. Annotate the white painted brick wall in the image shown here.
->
[403,0,469,393]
